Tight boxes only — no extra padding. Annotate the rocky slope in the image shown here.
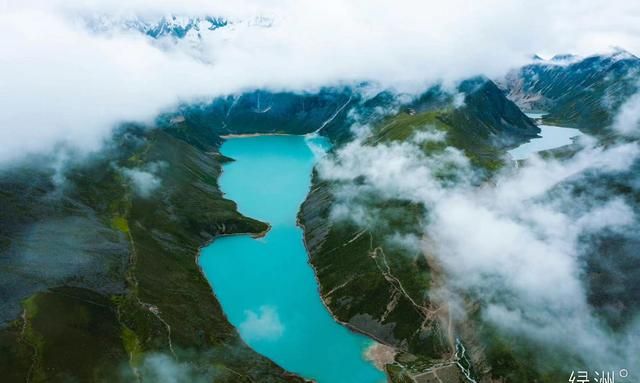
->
[500,49,640,133]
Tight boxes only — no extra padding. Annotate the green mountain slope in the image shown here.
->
[0,123,305,382]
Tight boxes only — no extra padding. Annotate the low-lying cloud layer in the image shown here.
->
[317,126,640,370]
[2,0,640,164]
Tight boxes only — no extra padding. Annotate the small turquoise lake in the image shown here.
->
[199,135,385,383]
[508,125,582,160]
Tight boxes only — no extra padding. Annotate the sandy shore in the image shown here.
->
[364,342,397,371]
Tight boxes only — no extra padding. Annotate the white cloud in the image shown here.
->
[412,129,447,145]
[121,167,161,197]
[139,353,210,383]
[239,305,285,341]
[612,90,640,136]
[2,0,640,164]
[317,127,640,369]
[0,8,219,165]
[120,160,166,197]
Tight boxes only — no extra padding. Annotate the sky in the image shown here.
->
[1,0,640,164]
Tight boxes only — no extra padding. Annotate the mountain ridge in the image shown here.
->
[500,50,640,132]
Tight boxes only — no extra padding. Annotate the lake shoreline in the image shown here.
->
[297,215,398,370]
[220,132,294,139]
[198,135,385,383]
[508,124,583,161]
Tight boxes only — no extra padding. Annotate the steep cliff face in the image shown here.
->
[500,50,640,132]
[176,88,357,138]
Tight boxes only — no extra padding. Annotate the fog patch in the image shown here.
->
[316,125,640,369]
[0,214,128,324]
[139,353,209,383]
[239,305,285,341]
[412,128,447,145]
[452,92,466,108]
[384,232,423,254]
[121,161,167,198]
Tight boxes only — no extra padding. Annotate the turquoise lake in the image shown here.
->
[508,125,583,160]
[199,135,385,383]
